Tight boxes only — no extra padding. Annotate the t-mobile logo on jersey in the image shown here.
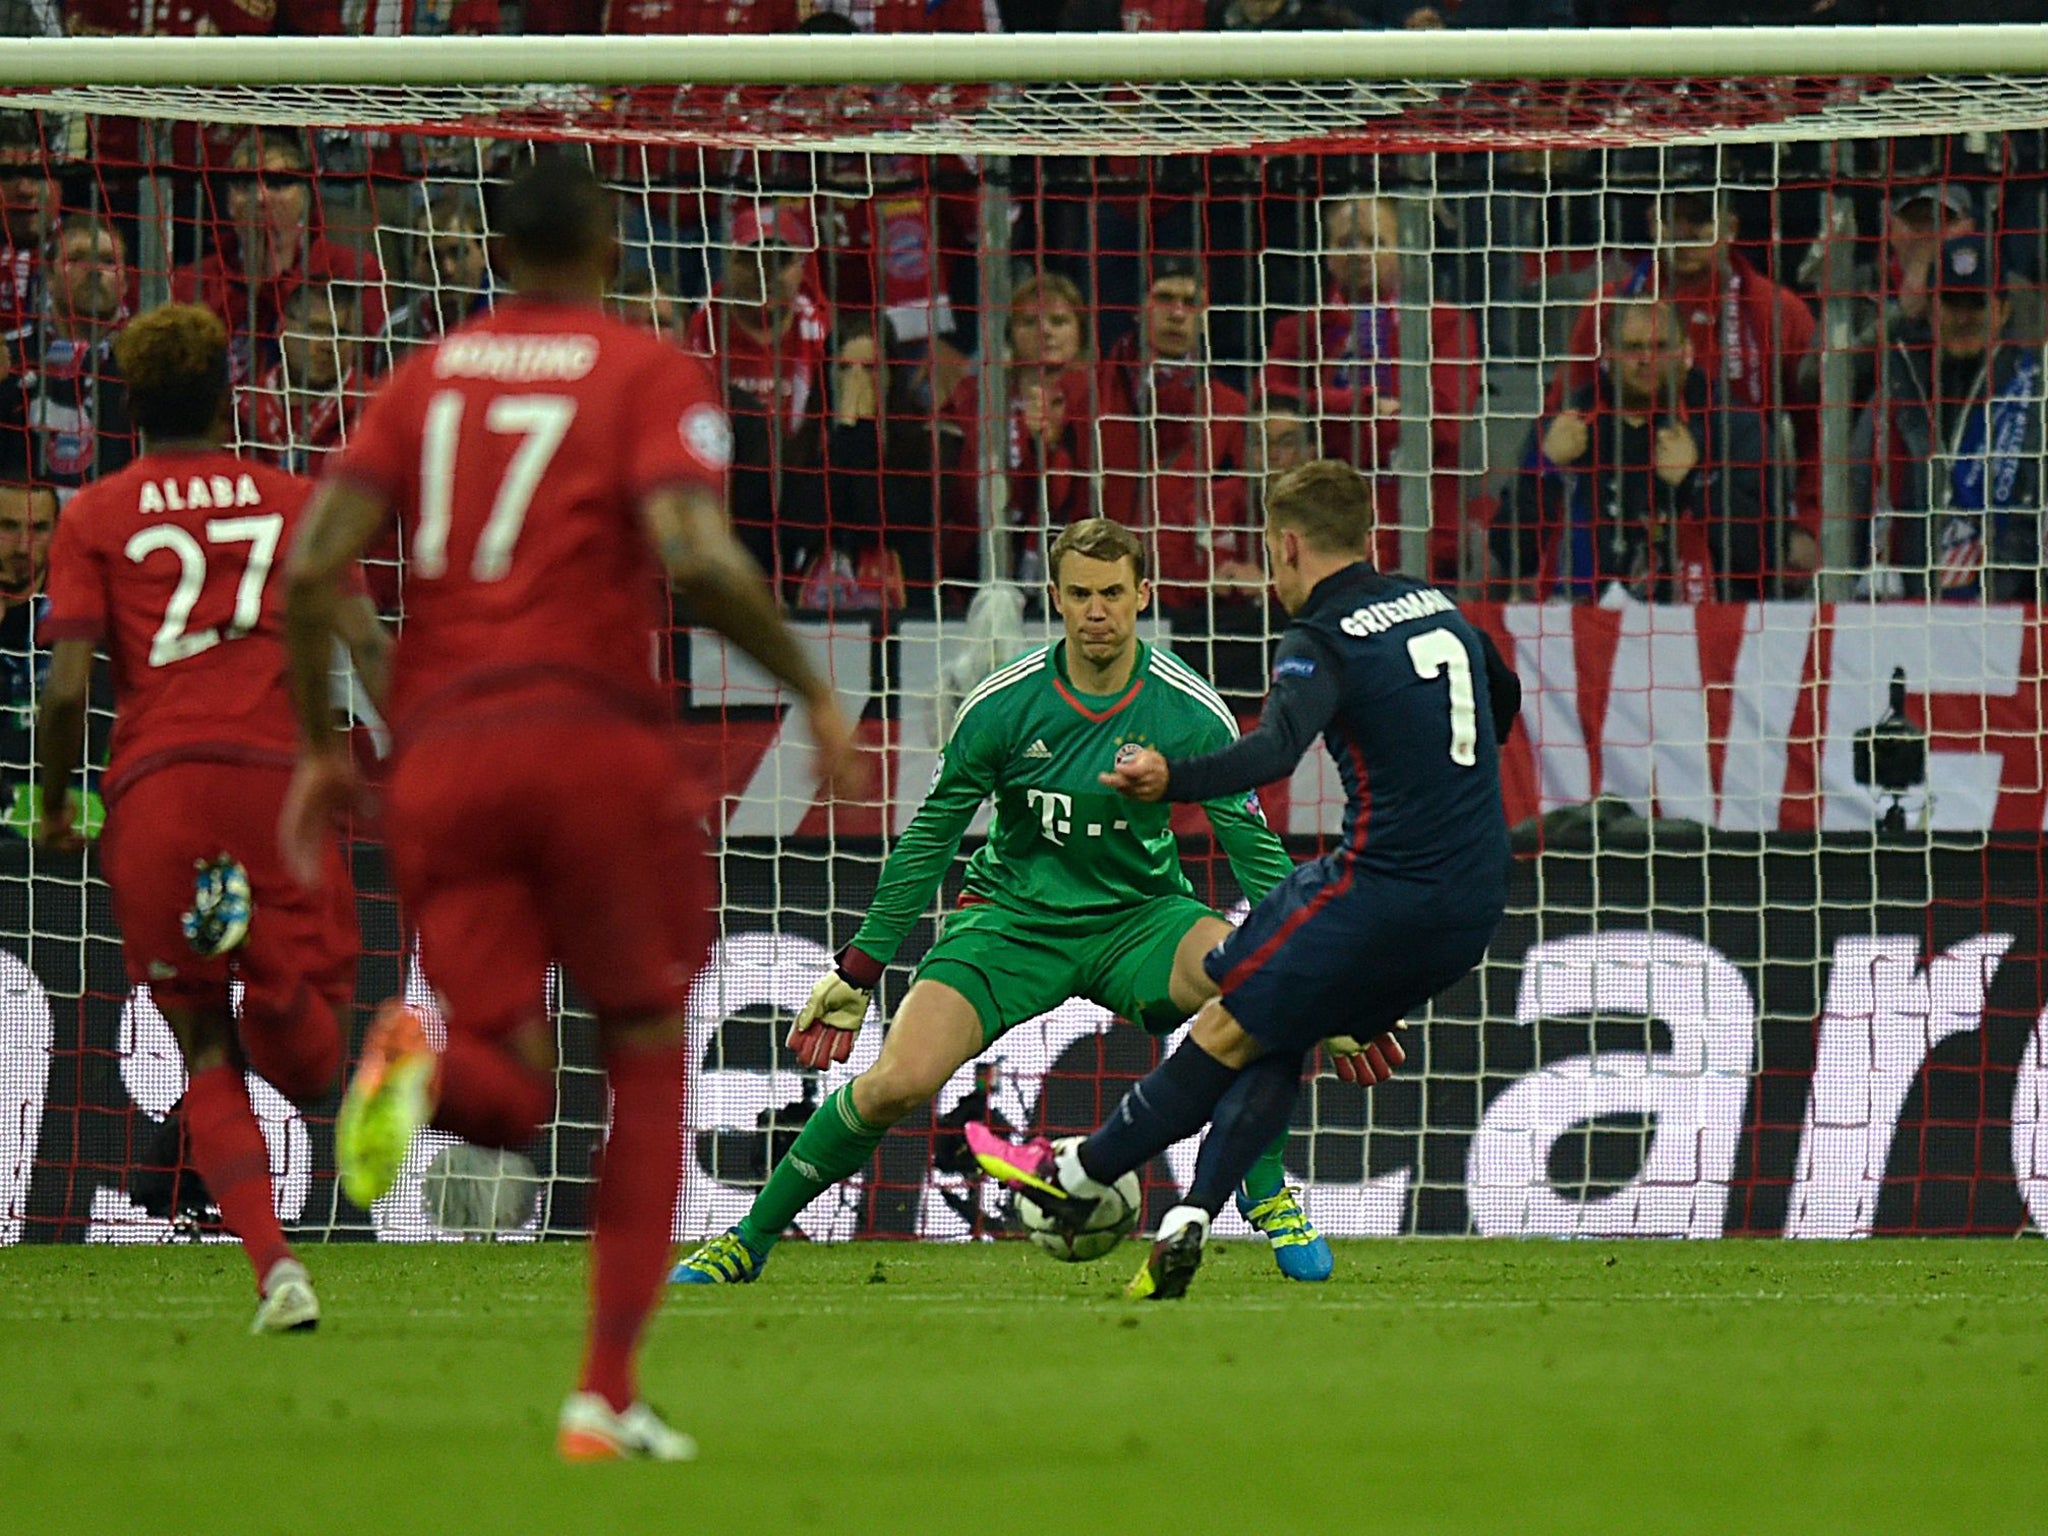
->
[1026,789,1072,845]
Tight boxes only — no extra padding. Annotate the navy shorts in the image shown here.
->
[1203,854,1501,1055]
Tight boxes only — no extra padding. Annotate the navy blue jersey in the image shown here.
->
[1167,563,1516,919]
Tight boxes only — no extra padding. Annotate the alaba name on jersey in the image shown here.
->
[330,296,731,738]
[42,451,314,801]
[849,640,1294,965]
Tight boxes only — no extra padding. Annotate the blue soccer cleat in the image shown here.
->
[181,854,252,958]
[670,1228,768,1285]
[1237,1186,1334,1283]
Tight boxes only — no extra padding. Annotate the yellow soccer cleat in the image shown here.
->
[336,1001,436,1210]
[1124,1210,1209,1301]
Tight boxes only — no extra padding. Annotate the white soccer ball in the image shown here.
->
[420,1143,540,1236]
[1017,1138,1141,1263]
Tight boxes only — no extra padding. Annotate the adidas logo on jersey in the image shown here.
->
[1023,739,1053,760]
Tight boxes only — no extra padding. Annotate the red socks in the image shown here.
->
[430,1035,555,1149]
[182,1064,291,1289]
[578,1043,686,1414]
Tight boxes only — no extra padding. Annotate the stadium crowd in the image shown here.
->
[0,0,2043,692]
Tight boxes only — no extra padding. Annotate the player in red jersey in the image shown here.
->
[35,304,389,1334]
[280,154,862,1462]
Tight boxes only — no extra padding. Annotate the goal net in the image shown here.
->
[4,27,2047,1249]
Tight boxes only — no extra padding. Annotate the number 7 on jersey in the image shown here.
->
[1407,627,1479,767]
[414,392,578,582]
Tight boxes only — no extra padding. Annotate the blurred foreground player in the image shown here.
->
[970,460,1518,1299]
[280,154,863,1462]
[36,303,390,1333]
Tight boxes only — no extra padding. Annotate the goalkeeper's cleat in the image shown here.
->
[336,1001,435,1211]
[963,1121,1102,1228]
[669,1229,768,1286]
[556,1393,697,1463]
[181,854,252,958]
[1237,1186,1334,1283]
[1125,1208,1208,1301]
[251,1258,320,1335]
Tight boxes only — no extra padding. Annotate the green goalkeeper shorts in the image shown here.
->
[912,894,1224,1047]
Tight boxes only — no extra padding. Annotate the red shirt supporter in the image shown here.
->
[685,202,830,428]
[821,157,976,347]
[172,131,387,383]
[43,453,312,801]
[816,0,998,29]
[1068,263,1253,600]
[333,297,729,738]
[1554,190,1819,554]
[67,0,282,169]
[686,202,831,571]
[1264,196,1478,577]
[522,0,793,26]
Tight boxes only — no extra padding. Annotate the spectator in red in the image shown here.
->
[524,0,796,31]
[1059,0,1205,26]
[792,314,979,611]
[1080,255,1258,608]
[173,128,387,385]
[238,282,368,474]
[686,199,831,583]
[1265,194,1478,579]
[817,155,979,406]
[1555,187,1819,584]
[988,271,1093,580]
[811,0,1000,31]
[0,114,54,367]
[66,0,284,173]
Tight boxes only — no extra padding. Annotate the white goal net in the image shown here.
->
[3,27,2047,1248]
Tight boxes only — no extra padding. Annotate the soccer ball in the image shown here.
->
[420,1143,540,1236]
[1016,1138,1141,1263]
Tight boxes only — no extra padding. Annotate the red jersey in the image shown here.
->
[331,295,730,741]
[41,451,313,803]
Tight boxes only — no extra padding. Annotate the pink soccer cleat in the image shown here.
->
[964,1122,1102,1227]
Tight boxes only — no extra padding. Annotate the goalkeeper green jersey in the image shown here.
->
[848,640,1295,968]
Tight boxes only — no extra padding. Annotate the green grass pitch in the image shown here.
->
[5,1238,2044,1535]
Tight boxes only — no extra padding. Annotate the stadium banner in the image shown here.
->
[682,602,2048,837]
[3,836,2044,1243]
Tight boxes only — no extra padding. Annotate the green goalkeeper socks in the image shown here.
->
[1238,1133,1291,1206]
[734,1084,887,1254]
[733,1086,1289,1252]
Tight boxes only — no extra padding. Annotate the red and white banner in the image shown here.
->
[680,603,2048,838]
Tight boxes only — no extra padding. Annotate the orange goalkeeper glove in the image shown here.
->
[784,948,882,1070]
[1324,1022,1407,1086]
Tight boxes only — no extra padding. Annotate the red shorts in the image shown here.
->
[383,716,714,1039]
[101,762,359,1025]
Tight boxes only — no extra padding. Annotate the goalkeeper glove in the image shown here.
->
[784,948,883,1070]
[1324,1021,1407,1086]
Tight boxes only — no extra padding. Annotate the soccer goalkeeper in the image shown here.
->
[675,519,1393,1287]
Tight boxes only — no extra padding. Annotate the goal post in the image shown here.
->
[2,27,2047,1247]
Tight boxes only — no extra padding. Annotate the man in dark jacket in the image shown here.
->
[1493,296,1775,604]
[1851,233,2045,602]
